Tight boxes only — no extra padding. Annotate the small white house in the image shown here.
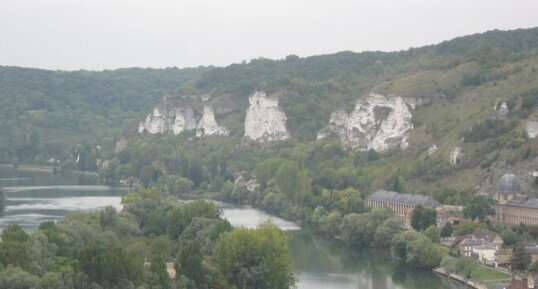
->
[472,244,498,266]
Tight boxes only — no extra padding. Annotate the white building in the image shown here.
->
[472,244,498,266]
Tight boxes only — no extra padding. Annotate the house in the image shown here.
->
[496,248,513,266]
[471,228,504,246]
[472,244,498,265]
[436,205,464,228]
[458,238,489,257]
[457,233,502,266]
[366,190,441,227]
[508,273,538,289]
[525,245,538,263]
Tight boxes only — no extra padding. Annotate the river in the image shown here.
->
[0,167,452,289]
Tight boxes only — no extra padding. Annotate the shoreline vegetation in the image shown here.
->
[0,163,99,177]
[0,188,295,289]
[435,264,512,289]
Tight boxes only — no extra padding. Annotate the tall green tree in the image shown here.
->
[176,240,206,286]
[411,206,437,231]
[512,244,532,271]
[463,195,494,221]
[216,221,294,289]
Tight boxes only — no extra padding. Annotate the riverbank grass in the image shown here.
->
[470,265,511,287]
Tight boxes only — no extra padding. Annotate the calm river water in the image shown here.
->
[0,167,453,289]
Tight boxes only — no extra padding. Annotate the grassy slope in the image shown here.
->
[367,54,538,194]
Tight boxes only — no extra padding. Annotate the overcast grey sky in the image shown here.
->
[1,0,538,71]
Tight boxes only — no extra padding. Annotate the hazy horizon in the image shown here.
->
[2,0,538,71]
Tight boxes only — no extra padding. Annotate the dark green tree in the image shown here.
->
[216,221,294,289]
[440,223,453,238]
[463,195,494,221]
[411,206,437,231]
[176,240,206,286]
[149,254,169,289]
[512,244,532,271]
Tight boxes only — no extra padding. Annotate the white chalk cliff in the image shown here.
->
[196,106,229,137]
[317,94,414,152]
[450,146,463,165]
[138,107,197,135]
[527,118,538,139]
[244,91,290,143]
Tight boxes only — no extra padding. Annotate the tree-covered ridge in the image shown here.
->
[0,189,294,289]
[0,66,209,166]
[157,27,538,142]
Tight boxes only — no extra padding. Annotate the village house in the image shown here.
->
[507,273,538,289]
[496,248,513,266]
[471,228,504,246]
[472,243,498,266]
[458,238,489,257]
[436,205,464,228]
[525,245,538,264]
[456,229,504,266]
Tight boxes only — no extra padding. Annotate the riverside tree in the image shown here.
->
[216,221,294,289]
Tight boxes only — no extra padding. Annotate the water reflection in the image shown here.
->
[0,168,126,231]
[289,230,448,289]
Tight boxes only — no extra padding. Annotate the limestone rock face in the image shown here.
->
[139,106,196,135]
[317,94,414,152]
[526,118,538,139]
[244,91,290,143]
[450,146,463,165]
[428,144,438,155]
[498,102,509,117]
[196,106,229,137]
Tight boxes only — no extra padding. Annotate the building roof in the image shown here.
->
[366,190,441,207]
[505,198,538,209]
[472,228,503,243]
[497,173,522,194]
[459,238,487,247]
[473,244,497,251]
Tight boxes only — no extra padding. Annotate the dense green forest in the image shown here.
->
[0,66,209,167]
[0,189,293,289]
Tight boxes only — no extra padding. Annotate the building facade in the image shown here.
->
[366,190,441,226]
[495,173,538,226]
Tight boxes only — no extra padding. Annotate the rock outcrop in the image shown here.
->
[450,146,463,165]
[244,91,290,143]
[196,106,229,137]
[138,106,197,135]
[527,118,538,139]
[139,102,230,137]
[428,144,438,155]
[317,94,414,152]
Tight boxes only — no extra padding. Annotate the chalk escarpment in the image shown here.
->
[196,106,229,137]
[138,106,197,135]
[244,91,290,143]
[317,94,415,152]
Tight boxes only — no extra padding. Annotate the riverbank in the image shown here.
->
[0,163,54,173]
[434,267,489,289]
[0,164,99,177]
[435,266,511,289]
